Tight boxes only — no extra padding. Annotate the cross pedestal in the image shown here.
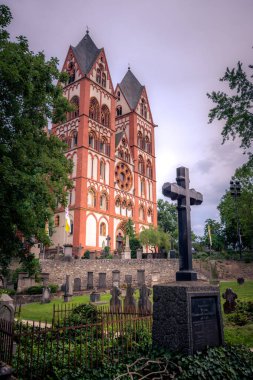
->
[153,167,224,354]
[162,167,203,281]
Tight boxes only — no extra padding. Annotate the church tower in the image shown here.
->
[51,33,157,256]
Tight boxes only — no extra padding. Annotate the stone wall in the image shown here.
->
[40,259,253,290]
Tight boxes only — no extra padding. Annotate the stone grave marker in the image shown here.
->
[110,286,122,313]
[136,248,143,259]
[98,273,106,289]
[137,269,145,287]
[169,250,176,259]
[112,270,120,287]
[87,272,94,290]
[90,289,101,303]
[152,167,224,354]
[124,277,136,314]
[63,275,73,302]
[0,294,14,322]
[125,275,132,285]
[74,277,81,291]
[222,288,237,314]
[122,235,131,259]
[41,287,51,304]
[138,284,152,315]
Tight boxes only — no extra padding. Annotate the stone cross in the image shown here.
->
[162,167,203,281]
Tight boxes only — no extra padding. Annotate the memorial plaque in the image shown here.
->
[191,296,222,352]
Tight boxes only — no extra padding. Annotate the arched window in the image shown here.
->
[138,156,145,174]
[101,73,106,87]
[67,61,75,84]
[72,131,78,147]
[116,106,122,116]
[100,160,106,180]
[67,96,79,121]
[137,131,142,148]
[101,105,110,127]
[140,98,147,118]
[140,179,145,196]
[89,98,99,122]
[122,199,127,208]
[147,160,152,179]
[100,222,106,236]
[54,215,60,227]
[88,188,96,207]
[139,205,145,221]
[125,152,130,163]
[100,192,108,210]
[117,91,120,101]
[96,68,101,84]
[89,131,96,149]
[115,197,121,208]
[127,201,133,217]
[100,137,107,154]
[147,208,152,222]
[145,136,151,154]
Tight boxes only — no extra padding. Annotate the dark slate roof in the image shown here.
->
[115,131,124,148]
[119,69,144,110]
[71,32,101,75]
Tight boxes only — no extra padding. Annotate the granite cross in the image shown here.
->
[162,167,203,281]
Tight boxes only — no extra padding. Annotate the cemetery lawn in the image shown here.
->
[220,280,253,347]
[19,293,111,322]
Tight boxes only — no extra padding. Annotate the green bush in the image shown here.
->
[26,283,58,295]
[82,250,90,259]
[0,288,16,296]
[227,312,249,326]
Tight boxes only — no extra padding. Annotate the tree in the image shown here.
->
[0,5,73,274]
[124,218,142,258]
[203,219,225,252]
[207,61,253,151]
[139,227,170,253]
[157,199,178,249]
[218,158,253,249]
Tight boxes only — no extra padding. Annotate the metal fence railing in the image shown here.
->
[0,313,152,379]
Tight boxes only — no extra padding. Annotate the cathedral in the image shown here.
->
[51,31,157,255]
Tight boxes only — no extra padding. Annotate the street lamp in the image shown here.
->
[230,179,242,259]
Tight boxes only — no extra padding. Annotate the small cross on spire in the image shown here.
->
[128,63,131,71]
[86,26,89,35]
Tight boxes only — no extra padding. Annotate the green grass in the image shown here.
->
[19,293,111,322]
[220,280,253,347]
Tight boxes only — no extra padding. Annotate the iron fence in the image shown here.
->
[0,313,152,379]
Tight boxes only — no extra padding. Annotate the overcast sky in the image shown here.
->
[5,0,253,235]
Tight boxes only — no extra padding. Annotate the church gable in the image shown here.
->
[136,88,153,123]
[115,131,133,165]
[88,48,114,94]
[61,47,83,84]
[115,84,131,116]
[119,69,144,111]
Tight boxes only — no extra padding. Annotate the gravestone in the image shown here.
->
[0,294,14,322]
[90,289,101,303]
[63,274,73,302]
[64,244,73,261]
[112,270,120,287]
[152,167,224,354]
[110,286,122,313]
[125,275,132,285]
[124,281,136,314]
[41,287,51,304]
[136,248,143,259]
[87,272,94,290]
[222,288,237,314]
[74,277,81,291]
[89,251,96,260]
[98,273,106,289]
[237,277,244,285]
[138,284,152,315]
[169,250,176,259]
[122,235,131,259]
[137,269,145,287]
[147,253,153,259]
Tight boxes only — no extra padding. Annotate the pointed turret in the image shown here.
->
[119,69,144,111]
[71,31,102,75]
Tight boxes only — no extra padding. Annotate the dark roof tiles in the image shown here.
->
[119,69,144,110]
[71,33,101,75]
